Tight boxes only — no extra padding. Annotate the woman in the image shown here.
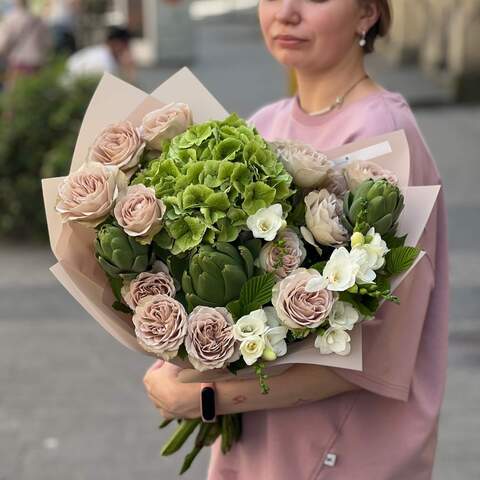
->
[0,0,51,90]
[143,1,449,478]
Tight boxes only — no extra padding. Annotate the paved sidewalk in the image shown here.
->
[1,11,479,480]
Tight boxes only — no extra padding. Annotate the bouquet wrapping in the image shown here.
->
[42,68,440,473]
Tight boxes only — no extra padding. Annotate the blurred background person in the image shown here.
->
[43,0,80,56]
[0,0,51,90]
[66,25,136,82]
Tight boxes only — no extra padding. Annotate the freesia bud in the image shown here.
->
[351,231,365,248]
[262,346,277,362]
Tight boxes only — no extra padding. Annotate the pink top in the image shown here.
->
[208,90,449,480]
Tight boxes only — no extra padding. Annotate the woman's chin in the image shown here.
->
[274,54,311,71]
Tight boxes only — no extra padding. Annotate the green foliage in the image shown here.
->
[237,272,276,315]
[133,113,295,254]
[0,60,98,240]
[339,291,380,317]
[385,246,421,275]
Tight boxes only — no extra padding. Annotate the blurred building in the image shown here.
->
[109,0,194,66]
[381,0,480,101]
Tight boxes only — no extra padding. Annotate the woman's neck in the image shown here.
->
[294,53,378,114]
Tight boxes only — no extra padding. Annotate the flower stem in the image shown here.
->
[161,418,201,456]
[254,361,270,395]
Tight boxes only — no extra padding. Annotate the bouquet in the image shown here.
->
[42,69,440,474]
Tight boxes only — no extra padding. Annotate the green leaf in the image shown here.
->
[385,246,421,275]
[108,276,124,303]
[226,299,242,320]
[153,229,173,250]
[177,344,188,361]
[161,419,201,456]
[383,233,407,249]
[243,238,262,259]
[159,419,174,429]
[167,254,190,285]
[227,358,247,375]
[287,199,306,227]
[338,292,378,318]
[238,272,276,314]
[310,261,327,274]
[288,328,311,340]
[112,301,132,314]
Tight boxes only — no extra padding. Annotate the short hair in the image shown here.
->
[363,0,392,54]
[106,26,132,44]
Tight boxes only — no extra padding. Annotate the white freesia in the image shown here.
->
[240,335,266,366]
[363,227,389,270]
[233,309,268,341]
[304,269,326,293]
[350,248,376,284]
[247,204,286,241]
[351,227,389,283]
[315,327,351,356]
[328,301,360,331]
[321,247,360,291]
[263,307,288,359]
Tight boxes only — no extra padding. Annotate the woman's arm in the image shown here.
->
[144,362,359,420]
[216,364,359,415]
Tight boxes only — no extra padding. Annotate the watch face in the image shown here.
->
[201,386,216,422]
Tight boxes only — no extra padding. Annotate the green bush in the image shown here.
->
[0,61,98,241]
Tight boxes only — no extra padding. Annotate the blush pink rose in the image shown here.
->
[304,189,348,246]
[132,294,187,360]
[258,228,307,280]
[56,163,123,226]
[141,103,192,150]
[114,184,166,244]
[270,140,332,189]
[185,306,239,371]
[88,121,145,172]
[122,271,176,310]
[272,268,336,330]
[344,160,398,192]
[323,169,349,197]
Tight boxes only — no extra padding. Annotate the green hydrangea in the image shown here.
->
[132,114,295,254]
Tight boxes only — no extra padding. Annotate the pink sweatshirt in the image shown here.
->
[208,90,449,480]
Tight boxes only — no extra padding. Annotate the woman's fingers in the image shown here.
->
[146,359,165,375]
[147,393,175,419]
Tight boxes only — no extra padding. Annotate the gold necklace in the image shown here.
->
[307,74,370,116]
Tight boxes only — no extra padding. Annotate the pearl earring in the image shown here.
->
[359,31,367,47]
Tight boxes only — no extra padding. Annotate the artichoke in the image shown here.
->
[95,224,155,279]
[181,242,254,311]
[342,179,404,236]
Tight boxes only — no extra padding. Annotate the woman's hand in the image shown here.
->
[143,361,201,420]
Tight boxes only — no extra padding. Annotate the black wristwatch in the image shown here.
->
[200,383,217,423]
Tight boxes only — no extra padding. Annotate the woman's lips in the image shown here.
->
[273,34,308,48]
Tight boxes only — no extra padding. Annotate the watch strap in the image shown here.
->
[200,382,216,423]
